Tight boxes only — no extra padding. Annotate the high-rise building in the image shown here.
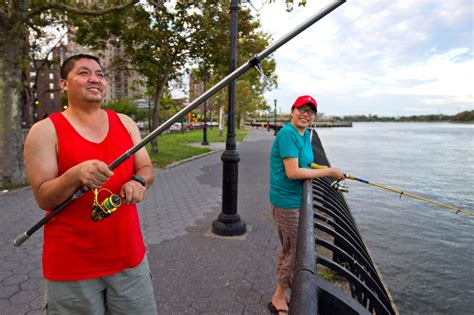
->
[28,45,66,122]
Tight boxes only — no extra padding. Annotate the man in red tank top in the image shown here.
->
[23,54,157,314]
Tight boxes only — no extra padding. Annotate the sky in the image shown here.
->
[244,0,473,117]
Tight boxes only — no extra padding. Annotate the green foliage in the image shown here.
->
[191,2,277,125]
[333,111,474,122]
[102,98,147,121]
[269,0,307,12]
[454,110,474,122]
[147,127,249,167]
[70,1,276,151]
[318,267,337,282]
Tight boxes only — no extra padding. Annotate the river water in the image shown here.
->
[315,122,474,315]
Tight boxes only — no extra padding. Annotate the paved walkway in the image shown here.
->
[0,128,279,314]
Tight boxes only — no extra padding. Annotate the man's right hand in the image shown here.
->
[78,160,114,189]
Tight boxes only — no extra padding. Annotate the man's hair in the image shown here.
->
[60,54,102,80]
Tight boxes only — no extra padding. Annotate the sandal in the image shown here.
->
[267,302,289,314]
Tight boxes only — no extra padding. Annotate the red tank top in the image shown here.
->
[44,110,146,280]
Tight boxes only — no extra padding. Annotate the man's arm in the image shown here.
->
[118,114,154,204]
[24,119,113,210]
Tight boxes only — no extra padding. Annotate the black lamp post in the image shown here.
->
[212,0,246,236]
[274,99,277,136]
[202,74,209,145]
[267,111,270,131]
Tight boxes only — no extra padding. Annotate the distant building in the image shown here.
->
[29,45,66,121]
[188,72,205,102]
[67,35,147,103]
[188,72,215,117]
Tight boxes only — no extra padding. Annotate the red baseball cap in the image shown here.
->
[292,95,317,112]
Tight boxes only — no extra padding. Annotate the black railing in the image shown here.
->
[290,130,398,315]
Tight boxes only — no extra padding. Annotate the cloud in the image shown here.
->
[251,0,473,115]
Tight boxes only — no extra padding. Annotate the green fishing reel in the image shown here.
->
[91,188,122,221]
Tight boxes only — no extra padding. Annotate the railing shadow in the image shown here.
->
[289,129,398,315]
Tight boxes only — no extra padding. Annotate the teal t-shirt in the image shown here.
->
[269,124,314,209]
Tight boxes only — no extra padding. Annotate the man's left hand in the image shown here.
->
[120,180,147,205]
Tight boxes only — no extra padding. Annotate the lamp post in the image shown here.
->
[267,111,270,131]
[274,99,277,136]
[202,74,209,145]
[212,0,246,236]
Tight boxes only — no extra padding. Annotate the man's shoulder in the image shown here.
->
[30,116,55,133]
[111,111,138,135]
[113,111,133,123]
[25,117,57,146]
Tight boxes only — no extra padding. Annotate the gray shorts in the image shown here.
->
[44,255,157,315]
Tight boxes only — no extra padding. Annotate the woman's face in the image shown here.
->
[290,104,316,131]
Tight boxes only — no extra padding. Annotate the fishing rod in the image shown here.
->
[310,163,474,217]
[12,0,347,246]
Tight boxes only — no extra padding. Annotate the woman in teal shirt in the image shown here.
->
[268,95,344,314]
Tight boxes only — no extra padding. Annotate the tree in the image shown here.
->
[191,1,277,130]
[72,0,276,152]
[102,98,147,122]
[269,0,307,12]
[72,1,205,153]
[0,1,137,187]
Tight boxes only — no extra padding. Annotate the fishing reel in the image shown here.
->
[91,188,123,222]
[331,179,349,193]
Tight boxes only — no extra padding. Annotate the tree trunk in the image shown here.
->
[218,105,224,137]
[150,73,169,153]
[239,112,245,129]
[0,30,28,187]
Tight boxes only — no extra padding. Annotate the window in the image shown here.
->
[50,93,54,100]
[49,83,54,89]
[49,73,54,80]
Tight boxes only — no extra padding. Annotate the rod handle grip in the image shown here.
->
[310,163,327,169]
[13,232,29,247]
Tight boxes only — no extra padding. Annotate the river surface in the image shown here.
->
[315,122,474,315]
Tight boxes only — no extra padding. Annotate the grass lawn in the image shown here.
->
[146,127,249,168]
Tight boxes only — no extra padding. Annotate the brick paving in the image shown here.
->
[0,128,279,314]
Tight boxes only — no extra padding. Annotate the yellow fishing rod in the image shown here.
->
[310,163,474,217]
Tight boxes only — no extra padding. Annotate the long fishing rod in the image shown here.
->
[310,163,474,217]
[12,0,347,246]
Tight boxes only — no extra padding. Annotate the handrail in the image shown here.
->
[290,180,318,314]
[290,129,398,315]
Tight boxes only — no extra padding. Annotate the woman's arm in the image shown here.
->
[283,158,344,181]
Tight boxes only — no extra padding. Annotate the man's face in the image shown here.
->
[60,58,106,104]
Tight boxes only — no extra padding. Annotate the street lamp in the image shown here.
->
[274,99,277,136]
[212,0,246,236]
[202,74,209,145]
[267,111,270,131]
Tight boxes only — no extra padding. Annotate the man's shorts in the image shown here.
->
[44,255,157,314]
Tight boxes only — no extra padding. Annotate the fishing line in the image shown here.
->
[310,163,474,217]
